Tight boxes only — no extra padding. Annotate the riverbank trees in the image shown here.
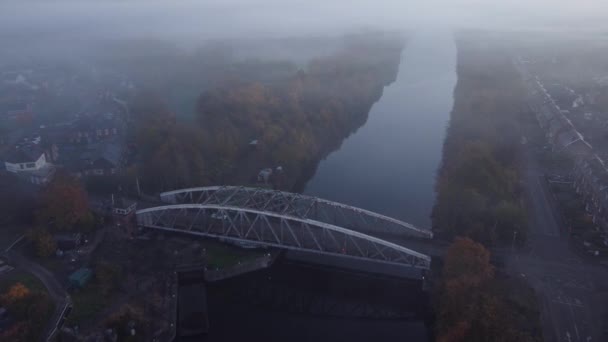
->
[131,34,404,193]
[435,238,539,342]
[432,38,526,247]
[432,35,542,342]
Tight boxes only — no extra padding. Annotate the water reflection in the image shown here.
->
[304,32,457,228]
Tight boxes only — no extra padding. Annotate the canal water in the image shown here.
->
[177,32,457,342]
[304,32,457,229]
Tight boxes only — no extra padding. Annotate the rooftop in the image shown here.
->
[3,144,44,164]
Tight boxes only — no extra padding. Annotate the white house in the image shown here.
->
[3,145,55,185]
[4,146,47,173]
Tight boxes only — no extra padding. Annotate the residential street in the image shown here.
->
[4,246,70,342]
[508,149,608,342]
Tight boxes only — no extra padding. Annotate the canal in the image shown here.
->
[304,31,457,228]
[177,32,457,342]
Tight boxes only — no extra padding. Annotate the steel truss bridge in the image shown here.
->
[136,186,433,270]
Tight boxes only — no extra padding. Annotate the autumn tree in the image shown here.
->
[105,304,147,342]
[1,282,30,307]
[436,238,494,342]
[0,321,29,341]
[26,228,57,258]
[436,237,538,342]
[37,173,93,232]
[0,282,54,341]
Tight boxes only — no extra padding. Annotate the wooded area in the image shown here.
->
[435,238,539,342]
[131,35,403,192]
[432,37,542,342]
[0,282,54,341]
[432,38,526,246]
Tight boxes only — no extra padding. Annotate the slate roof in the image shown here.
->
[3,145,43,164]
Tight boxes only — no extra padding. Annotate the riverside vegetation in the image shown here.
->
[433,35,542,342]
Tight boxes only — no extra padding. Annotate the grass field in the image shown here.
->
[0,269,46,293]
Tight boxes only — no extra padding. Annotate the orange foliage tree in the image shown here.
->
[435,238,537,342]
[0,282,54,341]
[1,283,30,306]
[436,238,494,342]
[37,173,92,231]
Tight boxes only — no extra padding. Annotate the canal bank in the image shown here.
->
[175,31,457,342]
[304,32,457,229]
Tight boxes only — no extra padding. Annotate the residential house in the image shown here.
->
[531,90,592,157]
[60,141,124,177]
[70,115,121,144]
[573,155,608,232]
[3,144,56,185]
[54,233,83,251]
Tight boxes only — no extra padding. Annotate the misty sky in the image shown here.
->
[1,0,607,42]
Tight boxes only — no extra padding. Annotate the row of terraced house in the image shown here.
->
[523,69,608,234]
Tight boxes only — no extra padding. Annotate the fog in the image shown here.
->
[2,0,608,43]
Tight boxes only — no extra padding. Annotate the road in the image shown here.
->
[507,148,608,342]
[4,248,70,342]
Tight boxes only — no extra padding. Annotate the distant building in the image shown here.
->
[573,155,608,232]
[60,142,124,178]
[54,233,83,251]
[3,144,56,185]
[4,145,47,173]
[113,198,137,235]
[528,87,592,157]
[4,103,34,124]
[70,115,121,144]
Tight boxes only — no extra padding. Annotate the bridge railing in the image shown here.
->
[160,186,433,239]
[137,204,431,270]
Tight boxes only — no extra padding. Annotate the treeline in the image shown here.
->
[132,34,403,192]
[27,172,98,257]
[432,38,526,246]
[435,238,540,342]
[0,282,55,341]
[432,37,541,342]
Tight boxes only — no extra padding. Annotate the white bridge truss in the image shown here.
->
[136,204,431,269]
[160,186,433,239]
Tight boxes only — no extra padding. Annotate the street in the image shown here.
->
[4,246,70,342]
[508,148,608,342]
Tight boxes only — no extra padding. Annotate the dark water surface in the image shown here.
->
[201,260,430,342]
[304,32,457,228]
[177,32,457,342]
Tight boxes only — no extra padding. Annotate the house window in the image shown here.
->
[112,128,117,134]
[94,169,104,175]
[26,163,35,168]
[96,129,102,136]
[104,128,109,135]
